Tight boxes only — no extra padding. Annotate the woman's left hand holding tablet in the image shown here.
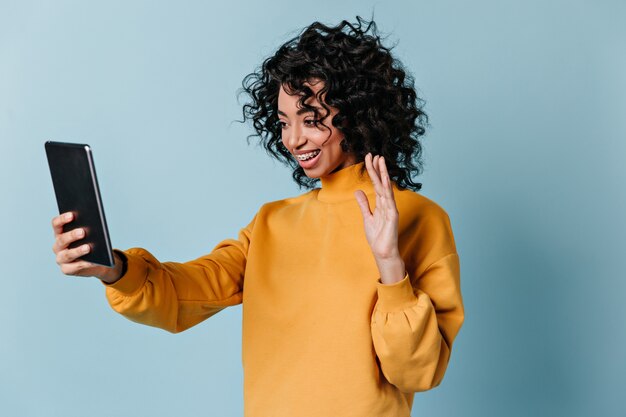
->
[354,153,406,284]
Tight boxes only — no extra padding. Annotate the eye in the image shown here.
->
[304,119,320,127]
[278,121,288,129]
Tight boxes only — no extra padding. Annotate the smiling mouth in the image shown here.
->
[295,150,321,161]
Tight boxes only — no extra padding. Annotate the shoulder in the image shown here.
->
[239,190,318,235]
[394,188,457,254]
[257,188,319,214]
[394,187,451,222]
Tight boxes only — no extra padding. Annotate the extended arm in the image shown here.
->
[103,216,255,333]
[51,211,256,334]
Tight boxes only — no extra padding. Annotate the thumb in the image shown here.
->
[354,190,372,220]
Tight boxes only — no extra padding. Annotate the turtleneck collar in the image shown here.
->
[317,162,373,203]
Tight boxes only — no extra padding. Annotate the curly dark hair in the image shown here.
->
[240,16,428,191]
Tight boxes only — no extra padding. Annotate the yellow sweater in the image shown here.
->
[104,162,464,417]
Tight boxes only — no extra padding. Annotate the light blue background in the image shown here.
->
[1,1,625,416]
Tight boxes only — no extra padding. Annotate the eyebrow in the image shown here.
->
[277,108,318,117]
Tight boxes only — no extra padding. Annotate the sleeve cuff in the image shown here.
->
[376,274,419,311]
[101,249,148,295]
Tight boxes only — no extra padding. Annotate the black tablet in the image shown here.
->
[45,141,114,267]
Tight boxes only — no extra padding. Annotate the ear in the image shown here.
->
[340,139,350,152]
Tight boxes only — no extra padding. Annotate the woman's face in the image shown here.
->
[278,81,356,179]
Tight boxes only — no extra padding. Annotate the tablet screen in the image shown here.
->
[45,141,114,267]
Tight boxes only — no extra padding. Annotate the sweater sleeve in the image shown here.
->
[370,252,464,393]
[103,215,256,333]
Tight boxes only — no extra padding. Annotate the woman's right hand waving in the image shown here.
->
[52,212,124,284]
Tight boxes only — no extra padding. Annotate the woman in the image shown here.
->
[51,17,464,417]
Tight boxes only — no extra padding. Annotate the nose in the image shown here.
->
[285,123,306,150]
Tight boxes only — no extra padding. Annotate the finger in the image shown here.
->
[372,158,389,214]
[365,154,384,195]
[365,153,380,182]
[56,243,91,265]
[375,158,399,220]
[53,228,85,254]
[354,190,372,220]
[52,212,74,236]
[373,155,380,176]
[378,157,396,202]
[60,259,95,276]
[364,153,375,186]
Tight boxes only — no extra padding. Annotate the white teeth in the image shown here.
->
[295,150,320,161]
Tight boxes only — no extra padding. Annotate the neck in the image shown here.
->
[317,162,372,203]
